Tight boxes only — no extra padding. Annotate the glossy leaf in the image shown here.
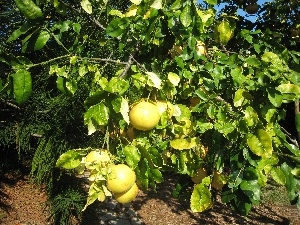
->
[124,145,141,169]
[270,167,286,185]
[180,4,192,27]
[240,180,261,205]
[11,69,32,104]
[7,22,34,42]
[56,150,82,169]
[22,30,50,52]
[151,0,163,9]
[106,18,130,37]
[130,0,142,5]
[170,137,200,150]
[105,77,129,95]
[247,129,273,158]
[120,97,130,124]
[81,0,92,14]
[146,72,162,89]
[190,183,212,212]
[216,20,235,45]
[84,103,109,135]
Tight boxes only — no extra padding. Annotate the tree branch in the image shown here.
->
[61,1,106,30]
[118,42,140,78]
[281,125,299,148]
[295,101,300,146]
[0,99,20,110]
[77,57,127,65]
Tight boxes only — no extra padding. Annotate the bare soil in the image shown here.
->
[1,171,299,225]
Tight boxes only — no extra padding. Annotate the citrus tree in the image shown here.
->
[1,0,300,216]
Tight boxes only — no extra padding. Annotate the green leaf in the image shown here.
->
[170,137,200,150]
[150,168,164,183]
[243,106,258,127]
[180,4,192,27]
[124,145,141,169]
[56,76,68,94]
[296,114,300,133]
[281,163,297,201]
[150,0,163,9]
[146,72,162,89]
[261,52,282,65]
[130,0,142,5]
[22,30,50,52]
[11,69,32,104]
[135,159,149,190]
[170,0,182,10]
[84,103,109,135]
[190,184,212,212]
[105,77,129,95]
[120,97,130,124]
[84,91,104,108]
[267,89,283,107]
[276,84,300,96]
[34,30,51,50]
[81,0,92,14]
[240,180,261,205]
[196,9,214,32]
[247,129,273,158]
[245,56,261,67]
[204,0,217,5]
[175,104,191,121]
[106,18,130,37]
[168,72,180,86]
[66,79,77,95]
[234,89,250,107]
[234,193,253,216]
[56,150,82,169]
[270,167,286,185]
[231,67,246,86]
[241,29,253,43]
[216,20,235,45]
[7,23,34,42]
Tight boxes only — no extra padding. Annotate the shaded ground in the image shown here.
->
[0,171,51,225]
[131,175,300,225]
[0,171,299,225]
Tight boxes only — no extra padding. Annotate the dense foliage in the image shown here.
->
[1,0,300,223]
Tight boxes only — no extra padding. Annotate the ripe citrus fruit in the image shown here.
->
[113,183,139,204]
[85,150,110,163]
[156,100,174,119]
[191,168,207,184]
[129,101,160,131]
[211,171,225,191]
[107,164,136,193]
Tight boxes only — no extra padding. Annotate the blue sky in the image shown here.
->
[198,0,273,22]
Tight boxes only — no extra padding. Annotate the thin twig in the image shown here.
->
[27,54,71,69]
[118,42,140,78]
[280,125,299,148]
[118,54,134,78]
[31,133,43,138]
[0,99,20,109]
[61,1,106,30]
[77,57,127,65]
